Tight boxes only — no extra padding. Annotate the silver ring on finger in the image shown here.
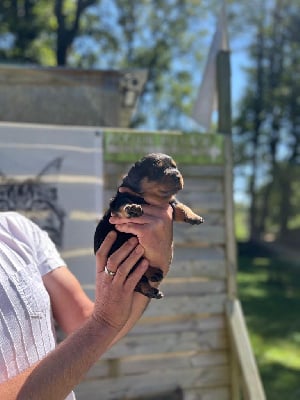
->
[104,265,117,277]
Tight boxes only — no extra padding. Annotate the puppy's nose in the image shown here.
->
[172,172,184,190]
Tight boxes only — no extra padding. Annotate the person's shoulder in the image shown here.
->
[1,211,31,225]
[0,211,39,235]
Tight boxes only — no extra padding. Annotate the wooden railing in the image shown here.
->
[226,299,266,400]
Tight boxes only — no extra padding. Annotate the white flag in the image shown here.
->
[192,2,229,130]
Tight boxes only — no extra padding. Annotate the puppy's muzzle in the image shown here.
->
[167,169,184,191]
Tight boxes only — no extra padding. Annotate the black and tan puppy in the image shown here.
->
[94,153,204,299]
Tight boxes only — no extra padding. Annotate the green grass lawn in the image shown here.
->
[237,242,300,399]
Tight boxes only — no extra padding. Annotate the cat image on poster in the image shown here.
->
[0,157,65,247]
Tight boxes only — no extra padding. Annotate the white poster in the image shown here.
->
[0,122,103,298]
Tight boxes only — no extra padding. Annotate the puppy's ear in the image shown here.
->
[121,172,141,193]
[172,201,204,225]
[118,186,140,196]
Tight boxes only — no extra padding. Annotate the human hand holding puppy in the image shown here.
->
[109,202,174,275]
[104,204,173,346]
[93,231,149,331]
[94,153,203,299]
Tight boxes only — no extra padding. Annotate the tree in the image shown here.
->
[0,0,53,63]
[0,0,218,130]
[234,0,300,242]
[0,0,103,65]
[233,1,268,241]
[54,0,98,65]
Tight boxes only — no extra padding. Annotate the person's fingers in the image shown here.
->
[115,244,145,281]
[96,235,142,283]
[124,259,149,291]
[113,218,164,236]
[106,237,139,274]
[141,204,172,213]
[95,230,117,272]
[113,222,144,235]
[109,216,149,225]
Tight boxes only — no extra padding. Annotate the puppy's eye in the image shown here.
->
[159,190,172,198]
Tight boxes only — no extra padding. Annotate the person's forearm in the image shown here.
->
[0,317,119,400]
[109,292,150,346]
[110,262,170,347]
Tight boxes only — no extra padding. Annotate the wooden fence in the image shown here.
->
[75,129,266,400]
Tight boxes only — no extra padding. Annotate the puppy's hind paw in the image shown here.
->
[135,276,164,299]
[149,271,163,283]
[153,289,164,299]
[143,286,164,299]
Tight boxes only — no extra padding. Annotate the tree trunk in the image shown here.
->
[278,165,292,239]
[54,0,96,66]
[249,20,265,242]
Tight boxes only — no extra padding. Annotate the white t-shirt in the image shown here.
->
[0,212,75,399]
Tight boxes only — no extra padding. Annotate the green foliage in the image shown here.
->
[0,0,217,129]
[238,242,300,399]
[104,0,214,129]
[0,0,54,63]
[233,0,300,242]
[235,203,249,241]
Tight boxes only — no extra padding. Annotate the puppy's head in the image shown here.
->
[121,153,183,206]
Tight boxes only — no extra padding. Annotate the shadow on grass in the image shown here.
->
[237,241,300,399]
[261,362,300,400]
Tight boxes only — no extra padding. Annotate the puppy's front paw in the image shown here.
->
[172,202,204,225]
[124,204,143,218]
[184,214,204,225]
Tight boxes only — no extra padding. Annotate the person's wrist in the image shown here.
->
[89,313,123,338]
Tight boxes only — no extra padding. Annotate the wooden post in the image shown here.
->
[225,137,240,400]
[217,48,241,399]
[217,50,232,135]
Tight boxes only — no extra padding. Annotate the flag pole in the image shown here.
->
[216,49,232,135]
[216,0,231,135]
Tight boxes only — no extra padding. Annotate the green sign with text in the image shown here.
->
[103,130,224,164]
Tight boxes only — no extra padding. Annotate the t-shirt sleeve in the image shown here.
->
[32,224,66,276]
[3,212,66,276]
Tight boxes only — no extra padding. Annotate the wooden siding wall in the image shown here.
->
[76,130,233,400]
